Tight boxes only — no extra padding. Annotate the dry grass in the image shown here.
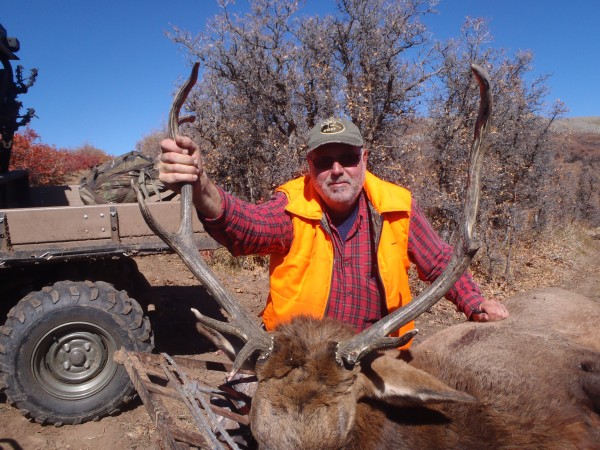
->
[552,116,600,134]
[203,247,270,273]
[474,224,600,300]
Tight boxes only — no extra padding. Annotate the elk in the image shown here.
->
[135,64,600,449]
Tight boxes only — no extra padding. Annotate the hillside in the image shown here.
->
[552,116,600,134]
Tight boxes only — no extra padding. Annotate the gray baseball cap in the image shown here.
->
[306,117,364,154]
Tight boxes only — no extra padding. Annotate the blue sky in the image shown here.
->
[3,0,598,155]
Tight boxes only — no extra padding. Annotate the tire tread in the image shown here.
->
[0,280,153,425]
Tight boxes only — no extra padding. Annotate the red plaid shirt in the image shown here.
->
[201,188,483,331]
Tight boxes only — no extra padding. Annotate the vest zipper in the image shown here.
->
[320,214,335,317]
[368,202,388,316]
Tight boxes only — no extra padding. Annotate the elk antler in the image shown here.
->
[337,64,493,366]
[134,63,273,376]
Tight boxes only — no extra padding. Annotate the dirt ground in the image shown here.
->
[0,228,599,450]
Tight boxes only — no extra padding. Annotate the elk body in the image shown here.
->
[136,64,600,448]
[409,287,600,449]
[247,288,600,449]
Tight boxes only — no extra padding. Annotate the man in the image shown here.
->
[158,117,508,338]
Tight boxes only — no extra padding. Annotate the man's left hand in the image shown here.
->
[471,299,509,322]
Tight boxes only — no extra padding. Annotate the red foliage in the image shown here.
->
[9,129,111,186]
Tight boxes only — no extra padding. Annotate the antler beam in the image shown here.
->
[134,63,273,376]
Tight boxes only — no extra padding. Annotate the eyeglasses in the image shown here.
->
[309,152,363,171]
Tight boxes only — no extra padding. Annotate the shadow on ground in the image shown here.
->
[148,285,228,355]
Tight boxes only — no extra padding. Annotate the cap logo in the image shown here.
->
[320,119,345,134]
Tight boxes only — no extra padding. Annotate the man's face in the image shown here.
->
[307,143,367,217]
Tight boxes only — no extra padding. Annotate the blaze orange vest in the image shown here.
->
[262,171,415,339]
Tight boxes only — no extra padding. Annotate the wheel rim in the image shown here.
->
[31,322,119,400]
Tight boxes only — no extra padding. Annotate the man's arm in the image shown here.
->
[407,200,508,322]
[201,189,293,256]
[158,135,293,256]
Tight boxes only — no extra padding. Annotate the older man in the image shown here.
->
[158,117,508,338]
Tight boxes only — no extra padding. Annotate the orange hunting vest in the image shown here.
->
[262,171,414,338]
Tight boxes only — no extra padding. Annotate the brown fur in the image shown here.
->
[244,288,600,449]
[411,287,600,448]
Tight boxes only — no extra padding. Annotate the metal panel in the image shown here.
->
[115,201,205,237]
[27,185,84,207]
[0,200,209,250]
[4,205,113,244]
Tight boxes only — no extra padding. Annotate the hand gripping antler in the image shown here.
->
[134,63,273,376]
[337,64,493,366]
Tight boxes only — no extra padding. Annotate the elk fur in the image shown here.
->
[242,287,600,449]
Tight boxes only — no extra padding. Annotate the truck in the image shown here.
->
[0,24,217,425]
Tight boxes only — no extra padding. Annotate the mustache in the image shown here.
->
[326,175,350,185]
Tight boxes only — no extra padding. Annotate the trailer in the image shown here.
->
[0,25,220,425]
[0,182,218,425]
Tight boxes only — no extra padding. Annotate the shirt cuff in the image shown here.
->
[455,290,485,320]
[198,186,228,227]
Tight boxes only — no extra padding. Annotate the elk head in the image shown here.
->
[248,316,475,450]
[136,63,492,449]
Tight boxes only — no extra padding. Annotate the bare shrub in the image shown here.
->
[136,129,167,159]
[168,2,589,287]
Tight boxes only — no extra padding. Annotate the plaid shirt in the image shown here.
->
[201,188,483,331]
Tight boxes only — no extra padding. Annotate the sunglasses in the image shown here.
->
[309,152,363,171]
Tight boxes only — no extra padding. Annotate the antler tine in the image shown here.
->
[337,64,492,366]
[134,63,273,375]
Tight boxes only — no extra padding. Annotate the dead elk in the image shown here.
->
[136,64,600,448]
[248,290,600,449]
[190,288,600,449]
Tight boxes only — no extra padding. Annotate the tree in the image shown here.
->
[556,131,600,227]
[68,143,112,172]
[325,0,437,181]
[10,129,69,186]
[422,18,568,281]
[170,0,437,201]
[171,0,305,201]
[170,2,575,285]
[136,129,167,159]
[10,129,110,186]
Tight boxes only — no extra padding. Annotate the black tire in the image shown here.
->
[0,280,153,425]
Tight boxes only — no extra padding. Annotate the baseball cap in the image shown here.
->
[306,117,364,154]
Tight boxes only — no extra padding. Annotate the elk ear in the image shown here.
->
[357,351,475,406]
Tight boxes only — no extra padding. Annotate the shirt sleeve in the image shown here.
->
[199,188,294,257]
[407,199,484,319]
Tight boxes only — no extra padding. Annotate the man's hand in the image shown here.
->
[158,135,223,219]
[158,135,201,189]
[471,299,509,322]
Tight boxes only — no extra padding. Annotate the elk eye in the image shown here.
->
[255,353,269,368]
